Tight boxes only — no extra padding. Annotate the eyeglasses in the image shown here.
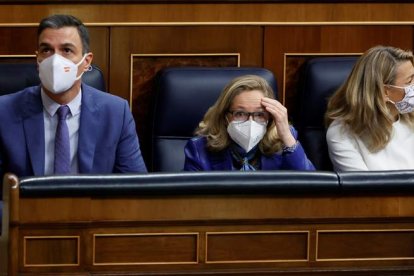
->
[228,110,269,123]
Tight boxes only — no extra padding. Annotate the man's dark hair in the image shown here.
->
[38,14,90,54]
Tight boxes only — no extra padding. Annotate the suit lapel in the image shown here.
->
[78,85,99,173]
[22,87,45,176]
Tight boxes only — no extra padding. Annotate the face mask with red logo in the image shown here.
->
[38,54,86,94]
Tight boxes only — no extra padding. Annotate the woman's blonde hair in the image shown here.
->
[195,75,282,155]
[325,45,414,152]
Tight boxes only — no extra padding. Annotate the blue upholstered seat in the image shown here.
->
[295,56,358,170]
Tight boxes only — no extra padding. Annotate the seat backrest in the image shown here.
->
[0,63,106,96]
[151,67,278,172]
[295,56,358,171]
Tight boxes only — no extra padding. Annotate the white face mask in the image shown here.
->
[388,83,414,114]
[227,120,267,152]
[38,54,87,94]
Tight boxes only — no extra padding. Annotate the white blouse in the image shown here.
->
[326,119,414,171]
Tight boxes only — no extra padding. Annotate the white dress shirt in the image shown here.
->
[41,89,82,175]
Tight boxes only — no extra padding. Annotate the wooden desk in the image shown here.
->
[3,173,414,275]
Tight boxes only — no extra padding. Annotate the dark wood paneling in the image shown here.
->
[9,194,414,274]
[2,4,414,24]
[0,27,37,54]
[94,233,198,264]
[5,173,414,275]
[264,25,414,119]
[1,1,412,3]
[24,237,79,266]
[109,26,262,100]
[206,232,308,262]
[19,196,414,222]
[88,27,110,90]
[317,230,414,260]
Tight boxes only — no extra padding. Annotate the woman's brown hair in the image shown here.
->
[325,46,414,152]
[195,75,283,155]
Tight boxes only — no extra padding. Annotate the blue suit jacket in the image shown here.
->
[184,128,315,171]
[0,84,147,178]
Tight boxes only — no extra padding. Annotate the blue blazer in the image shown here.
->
[0,84,147,177]
[184,129,315,171]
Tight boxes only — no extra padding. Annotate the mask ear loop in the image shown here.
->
[75,54,90,80]
[387,99,396,105]
[384,84,395,104]
[384,84,402,121]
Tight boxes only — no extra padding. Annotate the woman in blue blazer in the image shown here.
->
[183,75,315,171]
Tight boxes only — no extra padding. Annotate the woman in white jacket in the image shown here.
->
[326,45,414,171]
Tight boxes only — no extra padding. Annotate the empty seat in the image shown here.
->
[295,56,358,170]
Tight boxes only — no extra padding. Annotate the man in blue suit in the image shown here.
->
[0,14,147,178]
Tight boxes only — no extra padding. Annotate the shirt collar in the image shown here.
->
[41,88,82,117]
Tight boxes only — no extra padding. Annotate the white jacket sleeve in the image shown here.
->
[326,120,368,171]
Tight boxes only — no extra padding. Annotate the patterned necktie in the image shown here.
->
[54,105,71,174]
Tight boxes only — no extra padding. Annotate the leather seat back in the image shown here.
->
[295,57,358,170]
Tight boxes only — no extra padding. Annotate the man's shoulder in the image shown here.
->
[0,86,39,107]
[82,83,127,106]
